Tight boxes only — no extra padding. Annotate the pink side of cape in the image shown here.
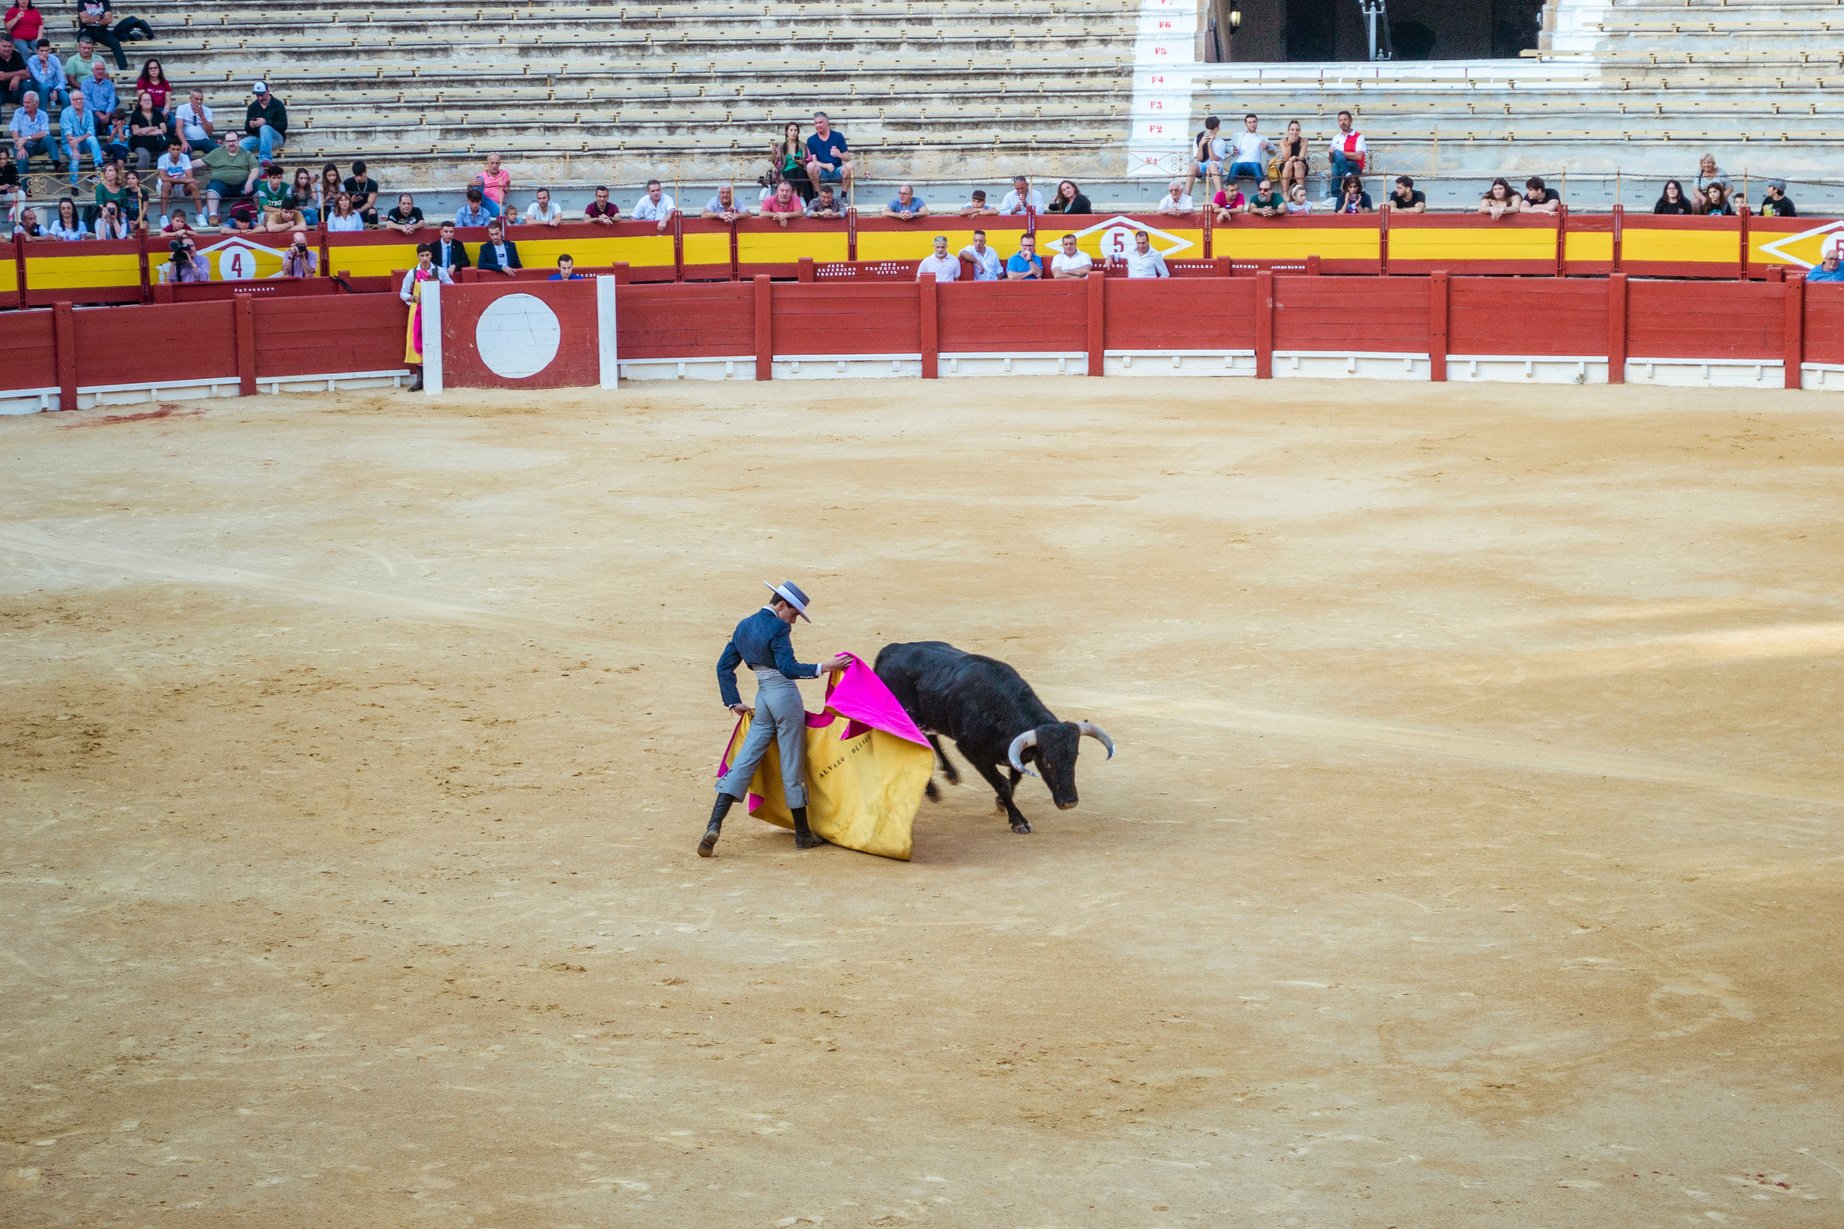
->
[714,653,928,788]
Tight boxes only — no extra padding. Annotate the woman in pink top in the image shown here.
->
[473,152,510,218]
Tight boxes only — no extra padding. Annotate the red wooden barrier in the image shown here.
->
[769,282,921,357]
[937,280,1087,354]
[1449,279,1607,357]
[72,301,237,389]
[1273,274,1427,353]
[0,307,59,395]
[252,295,406,378]
[1626,279,1783,360]
[1102,277,1257,351]
[1803,284,1844,367]
[614,283,753,360]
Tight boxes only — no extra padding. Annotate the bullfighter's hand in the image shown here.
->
[729,703,752,716]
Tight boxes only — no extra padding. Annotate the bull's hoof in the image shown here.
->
[925,780,940,802]
[1010,819,1033,834]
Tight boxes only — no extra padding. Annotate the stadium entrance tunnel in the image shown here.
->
[1213,0,1545,62]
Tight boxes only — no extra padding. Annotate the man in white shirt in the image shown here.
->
[1124,231,1169,278]
[172,88,215,152]
[914,234,959,281]
[1327,109,1367,180]
[997,175,1044,216]
[959,229,1003,281]
[631,178,674,230]
[1049,233,1094,279]
[1227,113,1275,181]
[522,186,563,227]
[1155,179,1194,215]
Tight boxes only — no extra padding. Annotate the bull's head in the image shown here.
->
[1007,722,1116,809]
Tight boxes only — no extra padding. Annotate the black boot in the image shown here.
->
[699,794,734,858]
[408,372,424,392]
[791,805,824,850]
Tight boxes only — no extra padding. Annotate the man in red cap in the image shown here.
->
[703,581,849,856]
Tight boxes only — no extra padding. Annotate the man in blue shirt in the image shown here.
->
[803,111,853,195]
[704,581,850,856]
[1005,233,1042,280]
[8,89,54,176]
[454,185,492,228]
[1807,250,1844,283]
[547,254,582,280]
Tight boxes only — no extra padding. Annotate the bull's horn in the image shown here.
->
[1007,729,1040,778]
[1075,721,1116,759]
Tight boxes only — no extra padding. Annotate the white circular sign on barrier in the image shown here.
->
[475,293,563,379]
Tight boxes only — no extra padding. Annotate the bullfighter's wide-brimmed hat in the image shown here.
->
[764,580,812,622]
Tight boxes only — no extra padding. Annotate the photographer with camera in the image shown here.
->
[281,229,316,278]
[161,232,208,283]
[94,198,130,238]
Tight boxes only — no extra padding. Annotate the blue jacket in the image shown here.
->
[717,607,820,706]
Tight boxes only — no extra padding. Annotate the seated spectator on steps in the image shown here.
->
[93,198,130,237]
[26,39,64,108]
[1692,154,1729,215]
[1332,173,1373,213]
[1248,177,1284,217]
[239,81,286,160]
[100,106,128,162]
[998,174,1043,215]
[803,111,852,194]
[523,185,563,227]
[1049,232,1093,279]
[805,182,844,219]
[79,57,114,119]
[956,188,995,217]
[1211,182,1246,222]
[630,178,673,230]
[1652,180,1693,215]
[1478,177,1520,219]
[47,195,85,239]
[429,219,468,271]
[5,0,44,66]
[1805,250,1844,283]
[161,234,210,282]
[1760,178,1797,218]
[1522,176,1561,215]
[454,185,492,228]
[1327,109,1366,180]
[1700,183,1733,217]
[281,229,317,277]
[59,93,103,187]
[77,0,155,73]
[134,56,168,108]
[0,37,30,104]
[1388,175,1426,213]
[252,161,289,224]
[154,137,200,214]
[914,233,958,281]
[548,254,581,281]
[1155,180,1195,215]
[1277,119,1309,195]
[959,229,1002,281]
[121,167,146,224]
[882,183,928,220]
[584,184,619,224]
[1005,232,1042,280]
[1187,115,1225,201]
[9,88,55,176]
[759,180,804,226]
[476,217,520,275]
[343,160,380,224]
[701,183,747,222]
[471,152,509,218]
[1124,229,1168,278]
[289,166,317,223]
[1285,184,1313,214]
[384,192,423,232]
[324,190,364,232]
[769,121,812,204]
[1046,179,1091,214]
[62,34,104,94]
[172,87,215,153]
[1227,113,1275,182]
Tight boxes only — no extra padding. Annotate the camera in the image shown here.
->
[168,237,191,256]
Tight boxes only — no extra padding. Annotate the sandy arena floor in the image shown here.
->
[1,378,1841,1228]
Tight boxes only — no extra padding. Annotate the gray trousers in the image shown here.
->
[716,668,809,808]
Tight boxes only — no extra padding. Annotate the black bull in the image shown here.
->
[873,641,1116,833]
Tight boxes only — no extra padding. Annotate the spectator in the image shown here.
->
[955,188,995,216]
[240,81,285,160]
[1124,230,1168,278]
[1730,191,1749,214]
[1277,119,1309,195]
[521,184,562,227]
[46,194,84,239]
[79,60,114,124]
[1652,179,1693,215]
[701,183,746,222]
[1805,250,1844,283]
[160,206,190,234]
[289,166,316,223]
[161,233,209,281]
[1155,179,1195,215]
[343,160,379,224]
[1522,175,1560,215]
[1005,232,1042,280]
[9,88,54,176]
[120,166,145,224]
[100,105,127,161]
[153,137,198,213]
[771,120,812,205]
[1327,110,1366,180]
[914,233,958,281]
[998,174,1043,215]
[124,87,164,168]
[252,160,287,220]
[454,184,492,227]
[194,134,258,224]
[759,179,803,226]
[1701,183,1733,217]
[1285,183,1313,214]
[1692,154,1729,214]
[882,182,928,220]
[1387,175,1426,213]
[399,243,451,390]
[281,229,317,277]
[1211,182,1245,222]
[261,181,306,233]
[62,34,103,92]
[584,184,619,224]
[476,217,520,275]
[315,161,340,219]
[548,253,581,281]
[1227,113,1275,181]
[1046,179,1091,215]
[24,38,62,107]
[5,0,43,63]
[383,192,422,232]
[1049,233,1093,279]
[1186,114,1225,200]
[58,92,101,187]
[471,151,509,218]
[13,204,39,236]
[1248,176,1284,217]
[1328,173,1371,213]
[92,198,128,237]
[1478,176,1520,219]
[803,110,852,194]
[133,56,168,108]
[631,178,673,229]
[805,182,844,219]
[959,229,1002,281]
[324,189,363,232]
[1760,178,1797,218]
[429,219,468,271]
[76,0,153,72]
[0,36,29,103]
[171,87,214,153]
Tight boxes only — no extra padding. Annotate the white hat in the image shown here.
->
[252,80,268,94]
[764,580,812,622]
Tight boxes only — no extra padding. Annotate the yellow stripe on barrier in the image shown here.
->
[1620,227,1739,265]
[330,240,422,278]
[737,229,850,264]
[329,234,680,278]
[1564,230,1615,262]
[681,231,731,266]
[24,249,142,289]
[1392,227,1556,261]
[1216,226,1381,261]
[1749,230,1829,267]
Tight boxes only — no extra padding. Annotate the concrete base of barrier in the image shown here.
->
[615,356,754,381]
[1625,359,1786,389]
[1448,356,1610,384]
[1801,364,1844,391]
[772,355,924,379]
[1274,352,1435,381]
[1103,351,1257,377]
[939,353,1088,377]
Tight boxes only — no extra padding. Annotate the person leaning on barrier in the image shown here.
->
[584,184,620,224]
[1125,230,1168,279]
[523,185,564,227]
[93,198,130,238]
[1760,178,1797,218]
[882,183,927,221]
[161,233,209,282]
[1478,177,1520,220]
[1155,179,1195,216]
[1249,176,1285,218]
[383,192,423,233]
[956,188,995,217]
[631,178,673,231]
[759,179,803,227]
[1388,175,1426,213]
[1806,249,1844,284]
[281,229,316,278]
[1653,179,1693,215]
[701,183,746,223]
[959,228,1002,281]
[915,233,958,281]
[805,182,844,219]
[998,174,1043,216]
[454,184,492,228]
[429,218,469,271]
[1522,176,1561,215]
